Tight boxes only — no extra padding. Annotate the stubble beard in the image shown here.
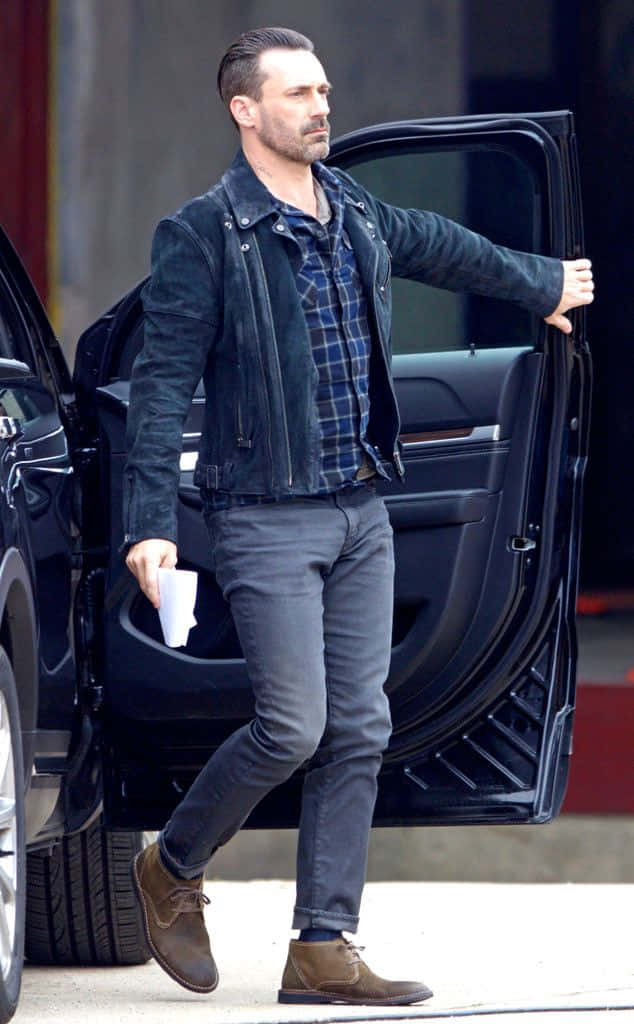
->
[256,111,330,165]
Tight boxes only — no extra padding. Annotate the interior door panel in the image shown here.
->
[97,339,532,684]
[95,339,552,826]
[90,111,588,829]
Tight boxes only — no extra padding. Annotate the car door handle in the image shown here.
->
[509,535,537,552]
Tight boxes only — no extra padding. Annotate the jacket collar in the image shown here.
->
[220,150,277,228]
[219,149,350,229]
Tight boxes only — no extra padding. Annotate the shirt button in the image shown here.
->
[240,217,250,226]
[276,223,285,231]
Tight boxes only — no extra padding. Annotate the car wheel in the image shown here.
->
[25,818,151,965]
[0,647,26,1024]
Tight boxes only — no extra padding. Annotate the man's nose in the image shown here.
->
[311,92,329,118]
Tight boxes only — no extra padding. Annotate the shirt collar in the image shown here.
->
[277,177,331,224]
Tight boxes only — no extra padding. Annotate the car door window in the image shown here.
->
[0,274,58,424]
[0,385,42,422]
[0,272,38,363]
[347,146,542,353]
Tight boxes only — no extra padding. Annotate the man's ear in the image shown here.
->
[230,94,257,129]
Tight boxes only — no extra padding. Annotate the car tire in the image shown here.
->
[25,819,151,965]
[0,646,26,1024]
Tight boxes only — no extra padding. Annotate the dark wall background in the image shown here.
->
[0,0,632,587]
[48,0,465,357]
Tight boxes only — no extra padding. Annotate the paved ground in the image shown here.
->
[17,880,634,1023]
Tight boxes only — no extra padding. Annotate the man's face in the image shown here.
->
[247,48,331,164]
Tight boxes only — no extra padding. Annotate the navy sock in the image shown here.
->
[299,928,342,942]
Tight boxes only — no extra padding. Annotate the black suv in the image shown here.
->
[0,111,589,1021]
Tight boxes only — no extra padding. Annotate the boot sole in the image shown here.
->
[131,850,219,994]
[278,986,433,1005]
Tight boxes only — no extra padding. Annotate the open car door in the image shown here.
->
[81,111,590,830]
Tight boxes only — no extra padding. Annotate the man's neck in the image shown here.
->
[242,141,317,217]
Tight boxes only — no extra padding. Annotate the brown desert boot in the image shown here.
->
[278,937,433,1005]
[132,841,218,993]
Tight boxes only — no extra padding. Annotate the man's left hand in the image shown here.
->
[544,258,594,334]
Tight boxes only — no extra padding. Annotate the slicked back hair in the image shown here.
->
[217,27,315,126]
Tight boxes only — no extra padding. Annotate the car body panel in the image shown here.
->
[0,238,80,843]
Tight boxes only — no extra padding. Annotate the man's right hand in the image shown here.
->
[125,539,178,609]
[544,258,594,334]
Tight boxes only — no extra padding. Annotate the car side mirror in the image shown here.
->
[0,358,35,383]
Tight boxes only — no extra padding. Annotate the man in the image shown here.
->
[124,27,593,1004]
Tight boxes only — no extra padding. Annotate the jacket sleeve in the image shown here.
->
[339,172,564,318]
[122,217,221,548]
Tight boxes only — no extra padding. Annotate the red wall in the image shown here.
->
[563,684,634,814]
[0,0,50,305]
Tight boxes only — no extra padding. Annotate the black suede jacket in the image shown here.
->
[123,149,563,546]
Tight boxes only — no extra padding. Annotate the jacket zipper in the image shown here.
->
[236,391,251,447]
[236,391,244,442]
[238,243,274,477]
[124,473,134,542]
[371,243,403,477]
[252,236,293,488]
[380,243,392,290]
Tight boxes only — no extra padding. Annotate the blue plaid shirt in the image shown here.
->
[206,163,384,510]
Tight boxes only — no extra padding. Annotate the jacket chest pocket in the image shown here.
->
[375,237,392,293]
[351,213,392,295]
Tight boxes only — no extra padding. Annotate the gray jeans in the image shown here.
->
[158,484,394,932]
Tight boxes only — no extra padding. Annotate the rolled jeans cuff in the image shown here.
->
[157,829,208,880]
[292,904,359,934]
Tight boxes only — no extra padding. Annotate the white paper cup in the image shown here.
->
[157,568,198,647]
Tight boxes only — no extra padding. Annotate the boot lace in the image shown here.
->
[341,939,366,966]
[169,887,211,913]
